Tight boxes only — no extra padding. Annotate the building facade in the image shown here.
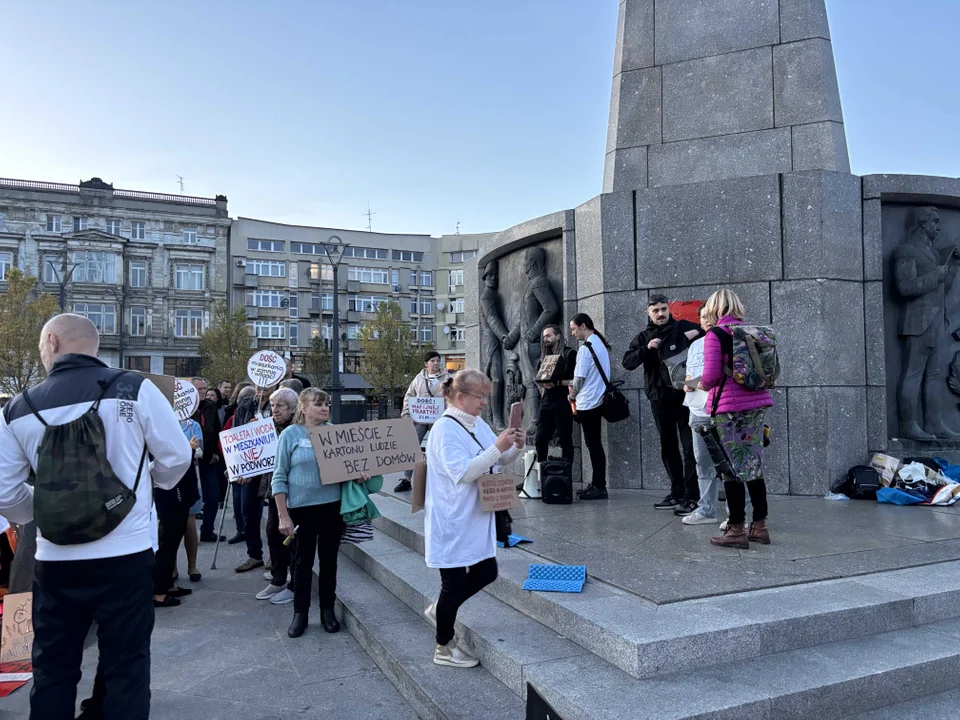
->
[434,233,492,372]
[0,177,229,375]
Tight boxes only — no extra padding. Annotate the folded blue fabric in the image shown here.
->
[497,534,533,548]
[522,564,586,593]
[876,487,925,505]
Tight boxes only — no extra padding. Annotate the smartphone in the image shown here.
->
[509,402,523,429]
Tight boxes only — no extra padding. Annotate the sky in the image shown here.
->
[0,0,957,236]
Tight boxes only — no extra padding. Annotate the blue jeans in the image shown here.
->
[198,461,220,538]
[689,413,749,519]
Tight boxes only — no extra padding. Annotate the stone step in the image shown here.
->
[343,530,960,718]
[372,492,960,680]
[849,687,960,719]
[335,553,524,720]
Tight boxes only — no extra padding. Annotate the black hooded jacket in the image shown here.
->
[622,317,702,402]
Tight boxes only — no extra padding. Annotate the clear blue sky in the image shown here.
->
[0,1,956,235]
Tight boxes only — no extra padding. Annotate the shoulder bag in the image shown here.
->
[583,342,630,423]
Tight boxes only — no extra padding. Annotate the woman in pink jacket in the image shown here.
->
[700,289,773,549]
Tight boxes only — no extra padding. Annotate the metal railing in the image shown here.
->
[0,178,80,193]
[0,178,219,206]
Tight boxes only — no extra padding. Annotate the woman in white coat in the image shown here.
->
[423,369,525,668]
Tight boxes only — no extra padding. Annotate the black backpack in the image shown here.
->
[834,465,881,500]
[540,459,573,505]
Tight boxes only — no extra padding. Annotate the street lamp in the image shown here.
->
[45,258,78,311]
[319,234,350,424]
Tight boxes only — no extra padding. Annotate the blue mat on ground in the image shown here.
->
[497,534,533,548]
[522,564,586,593]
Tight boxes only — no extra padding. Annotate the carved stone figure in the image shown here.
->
[894,206,960,441]
[480,260,509,429]
[503,247,560,433]
[504,352,526,406]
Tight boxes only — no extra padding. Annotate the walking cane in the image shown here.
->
[210,478,233,570]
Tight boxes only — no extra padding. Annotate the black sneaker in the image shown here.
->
[654,495,680,509]
[673,500,698,516]
[227,533,246,545]
[579,486,608,500]
[394,478,412,492]
[576,484,594,497]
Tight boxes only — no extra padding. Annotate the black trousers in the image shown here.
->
[288,502,343,614]
[535,400,574,463]
[650,397,698,501]
[725,480,769,526]
[153,509,188,595]
[577,406,606,490]
[31,550,154,720]
[436,557,498,646]
[266,497,293,590]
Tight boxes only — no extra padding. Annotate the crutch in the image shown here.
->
[210,478,233,570]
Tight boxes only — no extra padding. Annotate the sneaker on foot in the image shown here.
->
[235,557,264,573]
[434,642,479,668]
[579,486,608,500]
[394,478,412,492]
[227,533,246,545]
[263,570,273,581]
[673,500,698,516]
[256,583,286,600]
[654,495,680,509]
[424,600,438,629]
[269,588,295,605]
[682,511,718,525]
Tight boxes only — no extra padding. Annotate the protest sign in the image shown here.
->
[0,593,33,663]
[132,371,176,406]
[310,418,421,485]
[219,417,279,482]
[173,379,199,421]
[477,474,521,512]
[408,396,444,424]
[247,351,287,388]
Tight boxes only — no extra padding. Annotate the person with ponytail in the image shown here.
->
[568,313,611,500]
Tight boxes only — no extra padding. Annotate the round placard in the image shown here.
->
[246,351,287,388]
[173,379,199,421]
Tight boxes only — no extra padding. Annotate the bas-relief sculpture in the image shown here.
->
[480,260,510,429]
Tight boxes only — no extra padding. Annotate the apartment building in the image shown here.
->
[0,176,229,375]
[230,218,440,376]
[434,233,492,371]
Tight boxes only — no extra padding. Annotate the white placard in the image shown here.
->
[173,380,199,421]
[246,351,287,388]
[408,396,444,424]
[219,417,279,481]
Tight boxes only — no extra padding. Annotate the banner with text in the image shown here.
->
[408,396,444,424]
[310,418,421,485]
[220,417,279,481]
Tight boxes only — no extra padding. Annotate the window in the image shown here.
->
[182,228,198,244]
[420,299,433,315]
[450,250,477,263]
[451,298,465,313]
[106,219,122,236]
[0,212,4,230]
[289,323,298,347]
[164,356,203,377]
[309,263,334,281]
[175,264,205,291]
[454,327,466,342]
[393,250,423,263]
[125,356,150,372]
[0,252,11,281]
[449,269,464,289]
[43,258,61,284]
[72,251,116,283]
[253,321,285,339]
[391,269,400,286]
[130,307,146,336]
[73,217,88,232]
[129,261,147,288]
[246,289,283,307]
[322,293,334,310]
[349,295,387,313]
[321,322,333,340]
[347,266,390,284]
[409,270,417,286]
[343,246,387,260]
[175,309,204,337]
[247,238,284,252]
[410,325,433,343]
[131,221,145,240]
[420,270,433,286]
[289,292,298,318]
[347,323,360,340]
[291,242,319,255]
[46,215,62,232]
[248,260,286,277]
[74,303,116,334]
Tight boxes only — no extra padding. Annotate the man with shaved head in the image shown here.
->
[0,313,191,719]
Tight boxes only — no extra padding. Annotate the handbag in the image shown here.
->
[584,341,630,423]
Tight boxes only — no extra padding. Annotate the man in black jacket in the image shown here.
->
[534,325,577,465]
[622,295,702,513]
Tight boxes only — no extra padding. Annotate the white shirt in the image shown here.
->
[573,335,610,411]
[424,406,521,569]
[683,337,709,418]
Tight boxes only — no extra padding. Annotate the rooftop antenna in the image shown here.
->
[176,175,185,193]
[363,203,376,231]
[456,222,460,235]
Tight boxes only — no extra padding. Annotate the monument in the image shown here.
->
[465,0,960,494]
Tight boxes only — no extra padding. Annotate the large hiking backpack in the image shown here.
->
[22,372,147,546]
[711,325,780,391]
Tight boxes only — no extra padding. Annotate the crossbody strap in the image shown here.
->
[583,341,613,390]
[442,416,495,474]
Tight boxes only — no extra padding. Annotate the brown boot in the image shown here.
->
[748,519,770,545]
[710,523,748,549]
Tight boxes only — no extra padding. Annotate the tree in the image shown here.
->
[357,301,424,416]
[198,301,252,385]
[301,334,332,389]
[0,269,59,394]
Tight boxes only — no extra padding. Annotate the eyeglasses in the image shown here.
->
[464,392,487,401]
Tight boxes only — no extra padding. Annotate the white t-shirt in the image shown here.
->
[574,335,610,411]
[683,337,709,418]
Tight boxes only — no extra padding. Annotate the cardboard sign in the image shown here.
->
[219,417,279,481]
[132,371,176,406]
[0,593,33,663]
[477,474,521,512]
[311,419,421,485]
[408,396,444,424]
[411,460,427,513]
[247,351,287,389]
[173,379,199,421]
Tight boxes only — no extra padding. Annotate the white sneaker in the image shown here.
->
[263,571,273,581]
[434,642,479,668]
[256,583,285,600]
[424,600,438,629]
[682,512,718,525]
[269,588,295,605]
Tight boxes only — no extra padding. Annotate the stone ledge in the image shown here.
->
[862,174,960,204]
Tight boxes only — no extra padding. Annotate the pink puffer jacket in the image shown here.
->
[702,316,774,415]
